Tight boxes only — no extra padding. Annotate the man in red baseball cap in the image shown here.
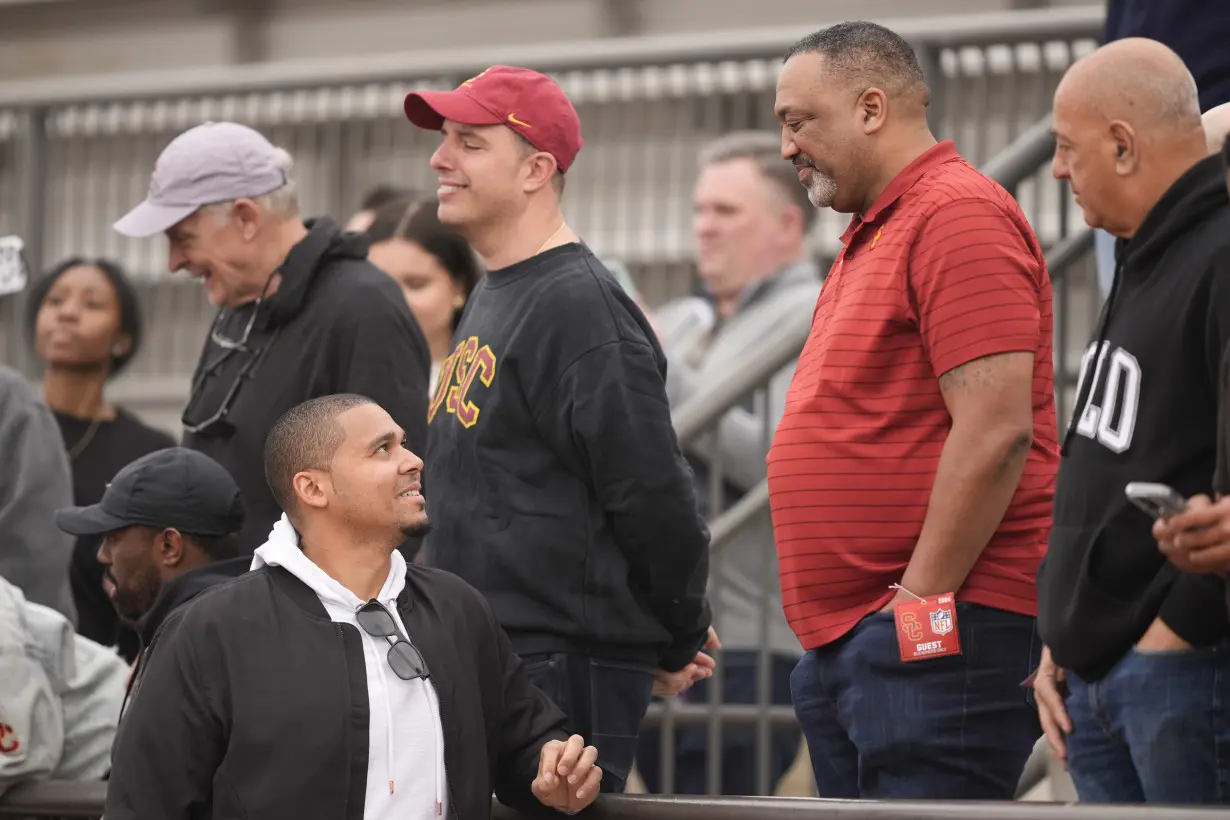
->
[405,66,718,795]
[404,65,582,251]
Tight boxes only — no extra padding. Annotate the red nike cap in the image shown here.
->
[404,65,584,174]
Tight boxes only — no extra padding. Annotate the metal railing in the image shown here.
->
[6,780,1230,819]
[0,5,1102,387]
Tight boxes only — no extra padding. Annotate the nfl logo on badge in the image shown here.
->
[929,607,953,636]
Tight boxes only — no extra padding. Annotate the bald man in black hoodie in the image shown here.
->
[1036,39,1230,805]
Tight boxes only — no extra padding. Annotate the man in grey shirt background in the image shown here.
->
[637,131,820,795]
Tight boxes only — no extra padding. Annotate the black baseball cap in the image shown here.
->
[55,447,244,538]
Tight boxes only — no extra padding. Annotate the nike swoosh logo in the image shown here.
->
[507,113,532,128]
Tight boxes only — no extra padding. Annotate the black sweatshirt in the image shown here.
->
[105,564,568,820]
[1038,154,1230,681]
[182,218,431,556]
[423,243,711,673]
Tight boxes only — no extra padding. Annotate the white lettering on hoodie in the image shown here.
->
[252,515,448,819]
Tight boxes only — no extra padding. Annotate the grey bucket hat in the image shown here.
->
[113,121,288,238]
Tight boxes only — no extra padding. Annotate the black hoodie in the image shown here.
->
[1038,154,1230,681]
[118,556,250,721]
[182,219,431,556]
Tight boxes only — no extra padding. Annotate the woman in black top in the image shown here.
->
[28,258,174,661]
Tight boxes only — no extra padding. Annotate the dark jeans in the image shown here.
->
[791,604,1041,799]
[635,651,801,795]
[521,652,656,794]
[1065,642,1230,803]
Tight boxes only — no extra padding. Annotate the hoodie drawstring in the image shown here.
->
[425,679,445,815]
[371,652,397,795]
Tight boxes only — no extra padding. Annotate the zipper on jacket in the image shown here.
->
[431,678,457,817]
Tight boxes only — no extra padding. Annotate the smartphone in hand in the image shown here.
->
[1125,482,1188,520]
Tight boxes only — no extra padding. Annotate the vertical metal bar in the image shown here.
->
[17,106,48,282]
[946,48,966,149]
[915,43,946,140]
[706,429,725,796]
[664,65,690,289]
[322,115,346,221]
[972,49,990,166]
[1055,176,1072,423]
[640,67,661,272]
[658,695,677,794]
[1003,46,1021,146]
[754,383,774,796]
[698,59,729,796]
[613,68,636,266]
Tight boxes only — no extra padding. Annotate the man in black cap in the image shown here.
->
[54,447,247,698]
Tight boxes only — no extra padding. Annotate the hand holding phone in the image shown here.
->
[1125,482,1188,520]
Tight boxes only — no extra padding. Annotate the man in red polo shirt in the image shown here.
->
[769,21,1058,799]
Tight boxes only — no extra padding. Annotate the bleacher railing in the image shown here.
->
[3,779,1227,819]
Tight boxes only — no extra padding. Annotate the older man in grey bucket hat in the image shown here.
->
[115,121,433,561]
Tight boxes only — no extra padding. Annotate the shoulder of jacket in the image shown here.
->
[405,566,497,623]
[167,570,271,630]
[407,564,484,600]
[0,365,40,412]
[315,263,412,321]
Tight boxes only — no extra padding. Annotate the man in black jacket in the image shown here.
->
[404,66,715,793]
[1036,38,1230,804]
[112,121,432,560]
[105,394,600,820]
[53,447,249,712]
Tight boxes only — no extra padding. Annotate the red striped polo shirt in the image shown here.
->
[767,140,1058,651]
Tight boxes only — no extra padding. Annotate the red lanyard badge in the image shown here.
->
[891,586,962,662]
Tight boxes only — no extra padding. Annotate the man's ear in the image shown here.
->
[858,87,889,136]
[293,469,329,512]
[156,528,186,568]
[522,152,560,195]
[230,198,263,241]
[1108,120,1140,176]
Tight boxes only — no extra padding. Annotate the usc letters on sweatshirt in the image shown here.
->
[423,243,711,673]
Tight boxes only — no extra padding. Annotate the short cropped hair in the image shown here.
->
[264,394,375,515]
[699,131,818,231]
[785,21,928,101]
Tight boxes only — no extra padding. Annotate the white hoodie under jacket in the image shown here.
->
[252,515,448,819]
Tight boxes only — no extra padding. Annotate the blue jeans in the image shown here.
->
[791,604,1041,799]
[1065,643,1230,803]
[520,652,655,794]
[634,651,801,795]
